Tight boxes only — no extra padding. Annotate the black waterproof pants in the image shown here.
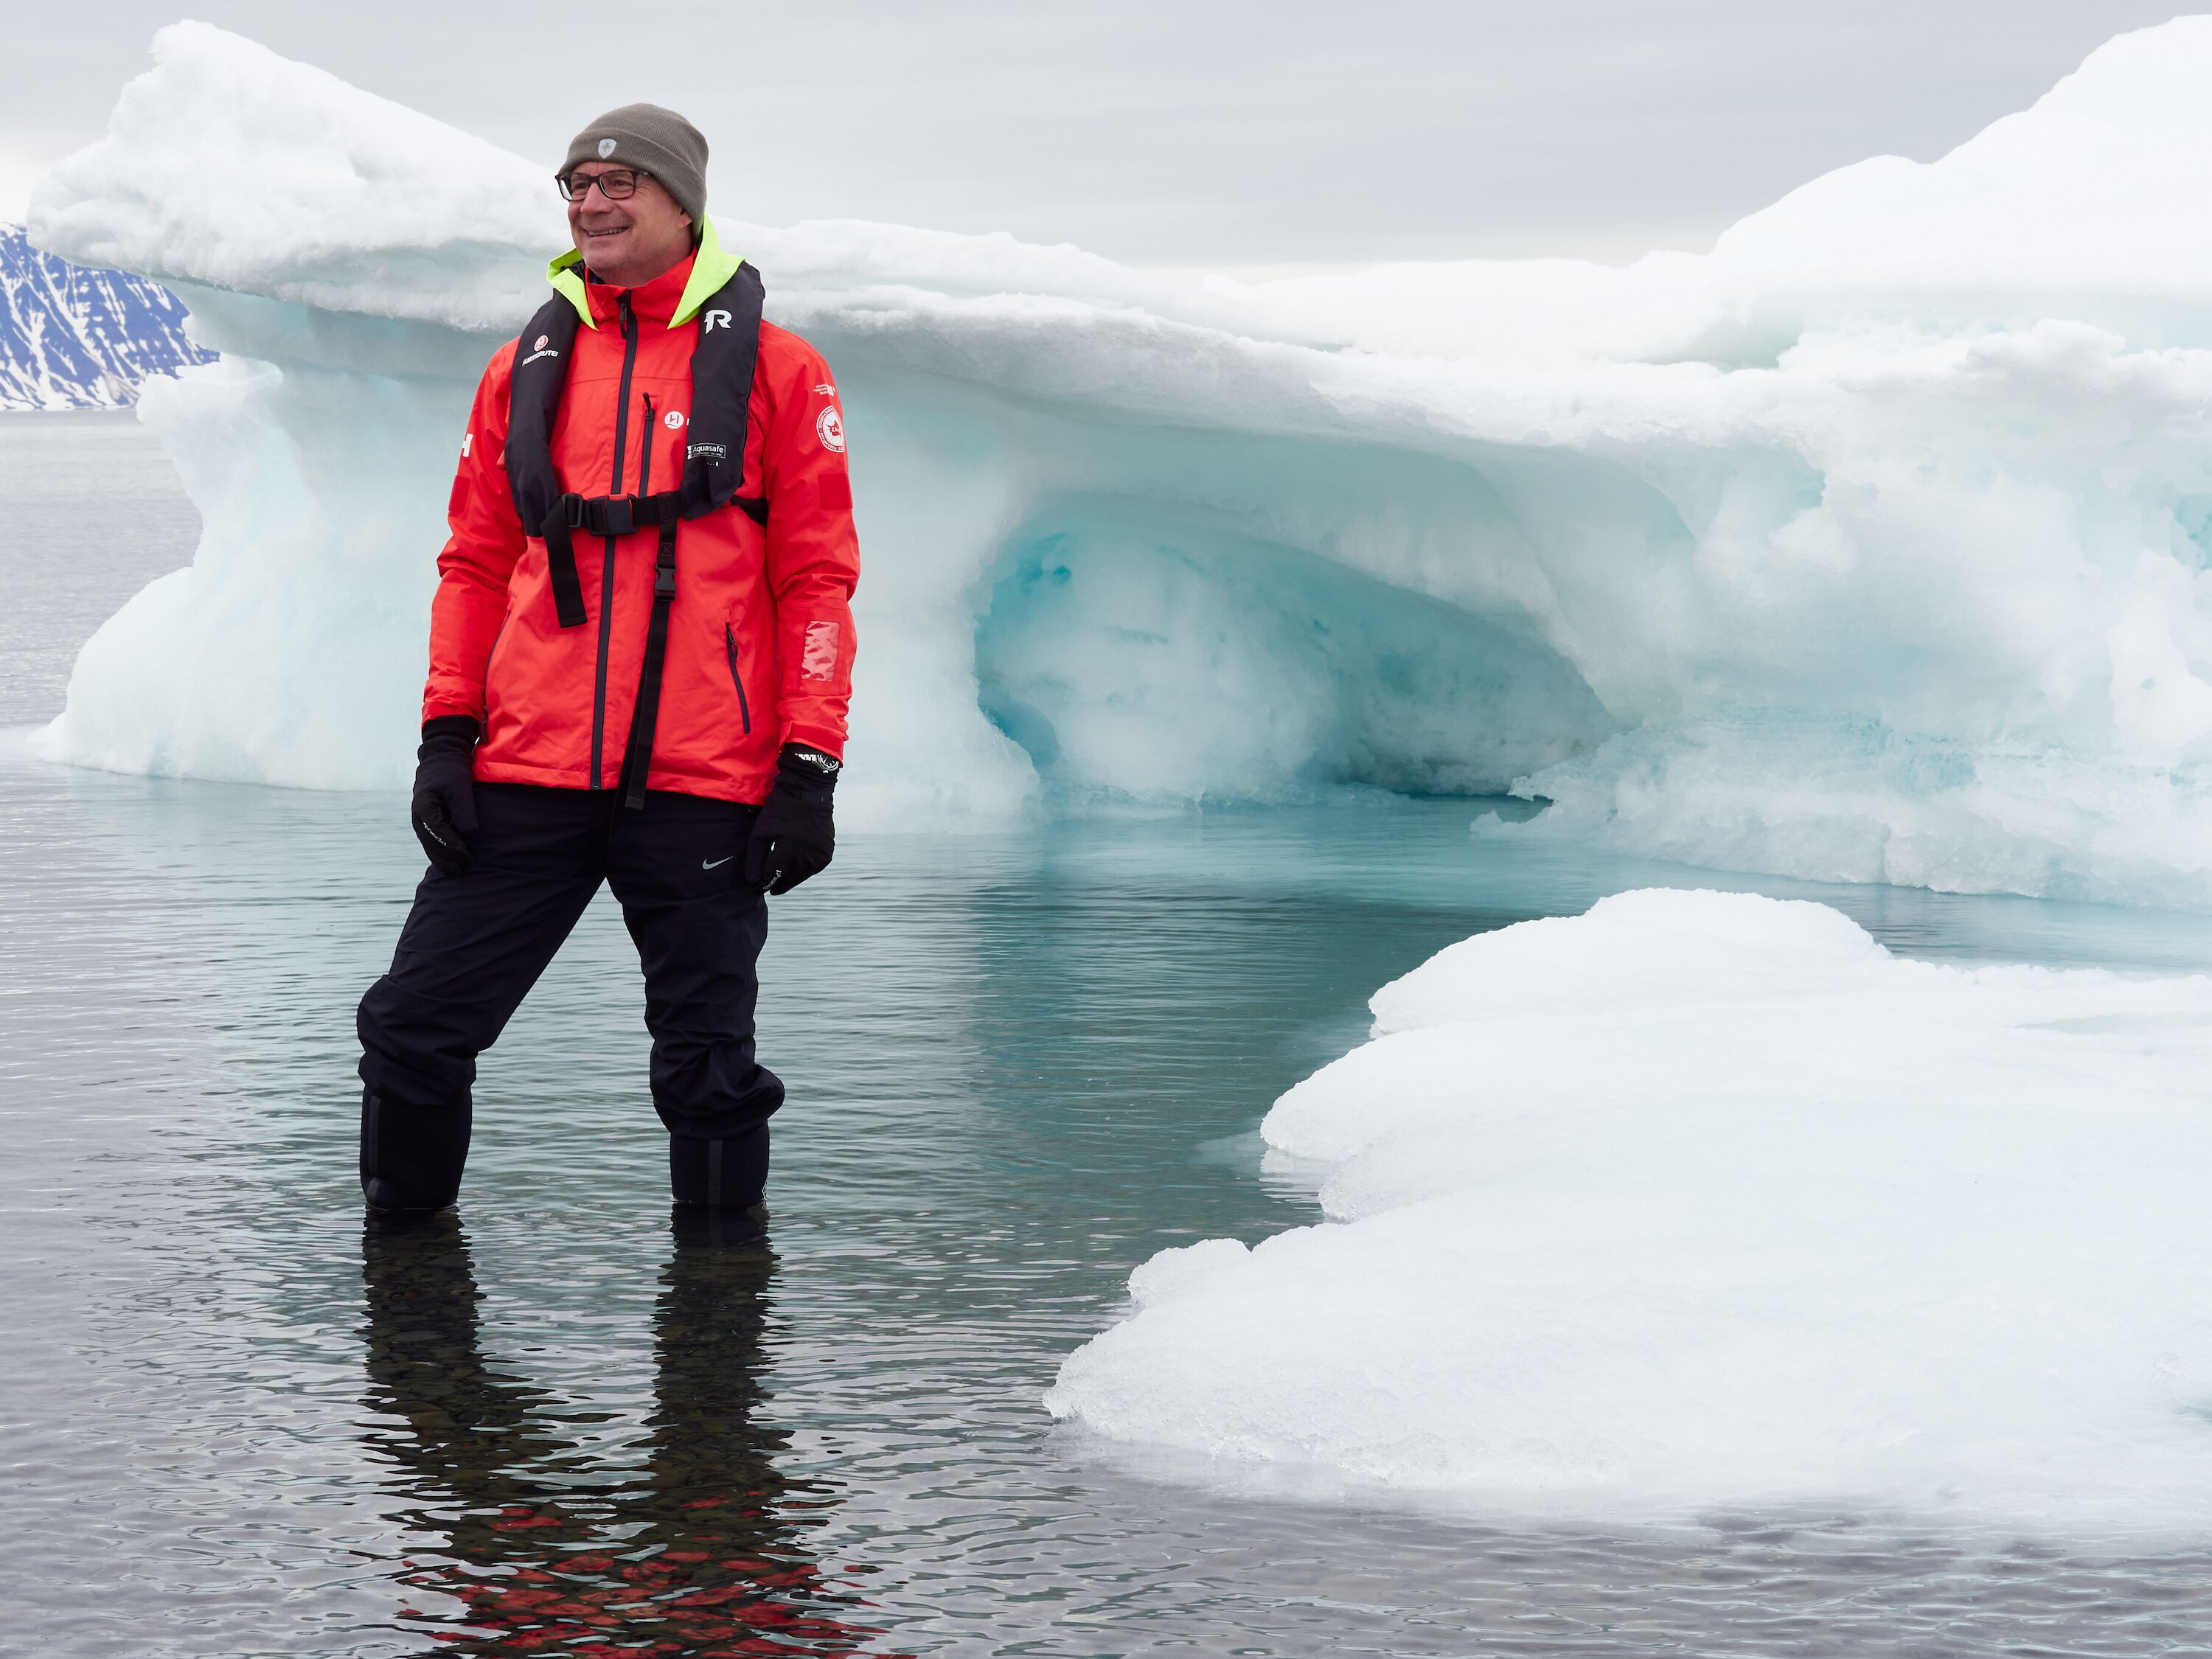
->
[357,782,782,1211]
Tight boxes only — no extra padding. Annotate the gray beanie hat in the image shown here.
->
[563,104,708,223]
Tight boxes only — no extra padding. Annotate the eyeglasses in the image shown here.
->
[556,167,650,202]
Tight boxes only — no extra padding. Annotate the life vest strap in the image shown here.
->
[540,489,769,633]
[542,501,589,630]
[620,501,685,810]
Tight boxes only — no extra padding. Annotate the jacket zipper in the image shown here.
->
[724,622,752,734]
[588,291,640,790]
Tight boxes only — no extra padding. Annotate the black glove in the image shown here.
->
[744,744,838,895]
[411,715,481,875]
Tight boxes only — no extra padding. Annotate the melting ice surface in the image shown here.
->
[34,19,2212,906]
[1048,888,2212,1535]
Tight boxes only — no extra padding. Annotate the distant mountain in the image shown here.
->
[0,223,215,411]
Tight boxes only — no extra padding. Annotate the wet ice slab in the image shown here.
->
[1054,888,2212,1537]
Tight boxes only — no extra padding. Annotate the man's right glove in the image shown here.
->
[411,715,481,875]
[743,743,838,895]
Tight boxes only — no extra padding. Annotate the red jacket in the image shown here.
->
[422,242,858,802]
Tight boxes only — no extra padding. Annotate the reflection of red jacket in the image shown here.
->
[422,248,859,803]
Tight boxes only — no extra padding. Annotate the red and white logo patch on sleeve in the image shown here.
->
[801,620,841,681]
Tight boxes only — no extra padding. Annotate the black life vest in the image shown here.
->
[503,260,767,809]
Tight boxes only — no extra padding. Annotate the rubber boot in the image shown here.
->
[669,1122,769,1211]
[360,1088,472,1213]
[669,1201,771,1249]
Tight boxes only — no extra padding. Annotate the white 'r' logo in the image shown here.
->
[703,309,732,334]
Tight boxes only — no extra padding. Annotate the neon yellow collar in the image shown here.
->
[545,218,745,330]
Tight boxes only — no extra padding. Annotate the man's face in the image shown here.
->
[565,164,695,287]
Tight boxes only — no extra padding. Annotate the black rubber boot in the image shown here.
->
[669,1201,771,1248]
[360,1088,472,1213]
[668,1122,769,1211]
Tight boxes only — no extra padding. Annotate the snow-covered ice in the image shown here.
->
[1046,888,2212,1533]
[32,20,2212,903]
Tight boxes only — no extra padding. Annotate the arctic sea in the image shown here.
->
[11,411,2212,1656]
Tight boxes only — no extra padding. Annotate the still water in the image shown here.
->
[9,411,2212,1656]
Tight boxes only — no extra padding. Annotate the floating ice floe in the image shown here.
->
[30,20,2212,904]
[1046,888,2212,1534]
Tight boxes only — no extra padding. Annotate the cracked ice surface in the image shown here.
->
[32,19,2212,903]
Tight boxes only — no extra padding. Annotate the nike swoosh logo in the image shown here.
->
[703,855,734,869]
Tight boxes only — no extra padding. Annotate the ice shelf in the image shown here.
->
[32,19,2212,905]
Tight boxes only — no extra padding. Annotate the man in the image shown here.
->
[355,105,858,1217]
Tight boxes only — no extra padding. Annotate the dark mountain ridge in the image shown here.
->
[1,223,215,411]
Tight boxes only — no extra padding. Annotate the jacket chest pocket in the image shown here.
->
[648,397,692,493]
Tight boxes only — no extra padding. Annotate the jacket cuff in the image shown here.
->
[422,714,481,745]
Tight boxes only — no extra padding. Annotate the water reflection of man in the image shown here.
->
[359,1211,893,1655]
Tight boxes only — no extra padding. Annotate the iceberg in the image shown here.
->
[31,20,2212,899]
[1046,888,2212,1533]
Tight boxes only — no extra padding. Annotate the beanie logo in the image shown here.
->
[597,138,617,159]
[816,406,846,453]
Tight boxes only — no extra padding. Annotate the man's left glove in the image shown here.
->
[411,715,481,876]
[744,744,838,895]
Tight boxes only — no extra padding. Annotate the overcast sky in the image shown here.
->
[1,2,2191,268]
